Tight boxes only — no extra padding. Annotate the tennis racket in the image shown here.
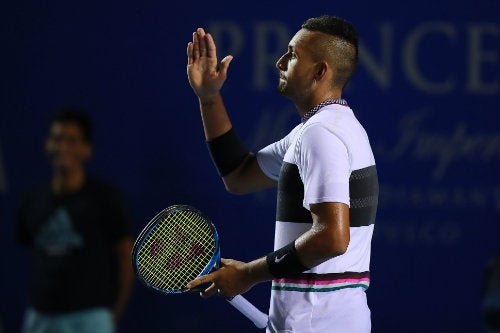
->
[132,204,268,329]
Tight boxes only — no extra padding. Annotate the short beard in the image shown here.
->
[276,81,288,96]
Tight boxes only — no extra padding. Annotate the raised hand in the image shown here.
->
[187,28,233,99]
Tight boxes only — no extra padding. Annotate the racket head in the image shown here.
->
[132,204,220,294]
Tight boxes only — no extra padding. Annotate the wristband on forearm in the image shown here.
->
[266,241,309,278]
[206,128,249,177]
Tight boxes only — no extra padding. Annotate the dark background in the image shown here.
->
[1,1,499,332]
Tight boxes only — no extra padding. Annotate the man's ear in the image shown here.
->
[313,61,329,82]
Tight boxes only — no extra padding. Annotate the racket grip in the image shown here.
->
[227,295,268,329]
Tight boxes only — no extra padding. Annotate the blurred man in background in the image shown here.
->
[16,107,134,333]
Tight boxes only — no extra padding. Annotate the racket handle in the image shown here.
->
[227,295,268,329]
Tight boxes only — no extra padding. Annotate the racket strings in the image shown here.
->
[136,209,216,291]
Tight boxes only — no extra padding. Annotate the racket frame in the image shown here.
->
[132,204,221,294]
[132,204,268,329]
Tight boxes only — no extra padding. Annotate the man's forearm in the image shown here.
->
[198,93,233,140]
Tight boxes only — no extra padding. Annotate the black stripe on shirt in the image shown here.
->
[276,162,379,227]
[276,162,312,223]
[349,165,379,227]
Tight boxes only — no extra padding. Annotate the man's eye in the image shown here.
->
[49,136,80,144]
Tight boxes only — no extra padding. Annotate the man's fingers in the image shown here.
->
[187,273,221,298]
[197,28,207,57]
[186,273,211,290]
[187,42,193,65]
[219,55,233,76]
[191,31,200,60]
[220,258,234,266]
[204,33,217,59]
[189,28,232,71]
[199,283,219,298]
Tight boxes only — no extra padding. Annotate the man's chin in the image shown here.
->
[50,160,81,172]
[276,84,287,96]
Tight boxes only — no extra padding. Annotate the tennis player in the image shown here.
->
[186,15,379,333]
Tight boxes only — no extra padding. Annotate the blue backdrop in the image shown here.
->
[1,1,499,332]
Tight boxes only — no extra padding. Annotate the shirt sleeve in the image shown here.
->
[256,125,300,181]
[297,123,351,209]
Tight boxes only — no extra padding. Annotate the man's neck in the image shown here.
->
[51,169,86,194]
[295,91,342,117]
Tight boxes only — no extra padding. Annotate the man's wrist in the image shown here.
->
[266,241,309,278]
[198,92,221,107]
[206,128,249,176]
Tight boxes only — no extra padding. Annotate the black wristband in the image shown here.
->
[266,241,309,278]
[206,128,249,176]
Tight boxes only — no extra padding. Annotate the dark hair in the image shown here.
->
[302,15,359,88]
[302,15,359,50]
[50,106,93,142]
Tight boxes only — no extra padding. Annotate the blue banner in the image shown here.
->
[1,1,499,332]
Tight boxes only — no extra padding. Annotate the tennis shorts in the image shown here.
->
[21,307,114,333]
[267,287,371,333]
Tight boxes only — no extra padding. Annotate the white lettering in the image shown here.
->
[380,184,499,210]
[466,23,500,94]
[374,220,462,246]
[253,21,291,90]
[205,20,500,95]
[403,22,457,94]
[207,21,245,58]
[358,23,393,90]
[375,110,500,180]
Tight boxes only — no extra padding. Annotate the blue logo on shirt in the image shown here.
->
[35,207,83,255]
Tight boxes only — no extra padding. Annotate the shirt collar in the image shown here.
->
[301,98,348,123]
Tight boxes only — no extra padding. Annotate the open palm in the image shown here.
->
[187,28,233,98]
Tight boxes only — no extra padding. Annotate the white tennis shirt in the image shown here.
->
[256,100,378,333]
